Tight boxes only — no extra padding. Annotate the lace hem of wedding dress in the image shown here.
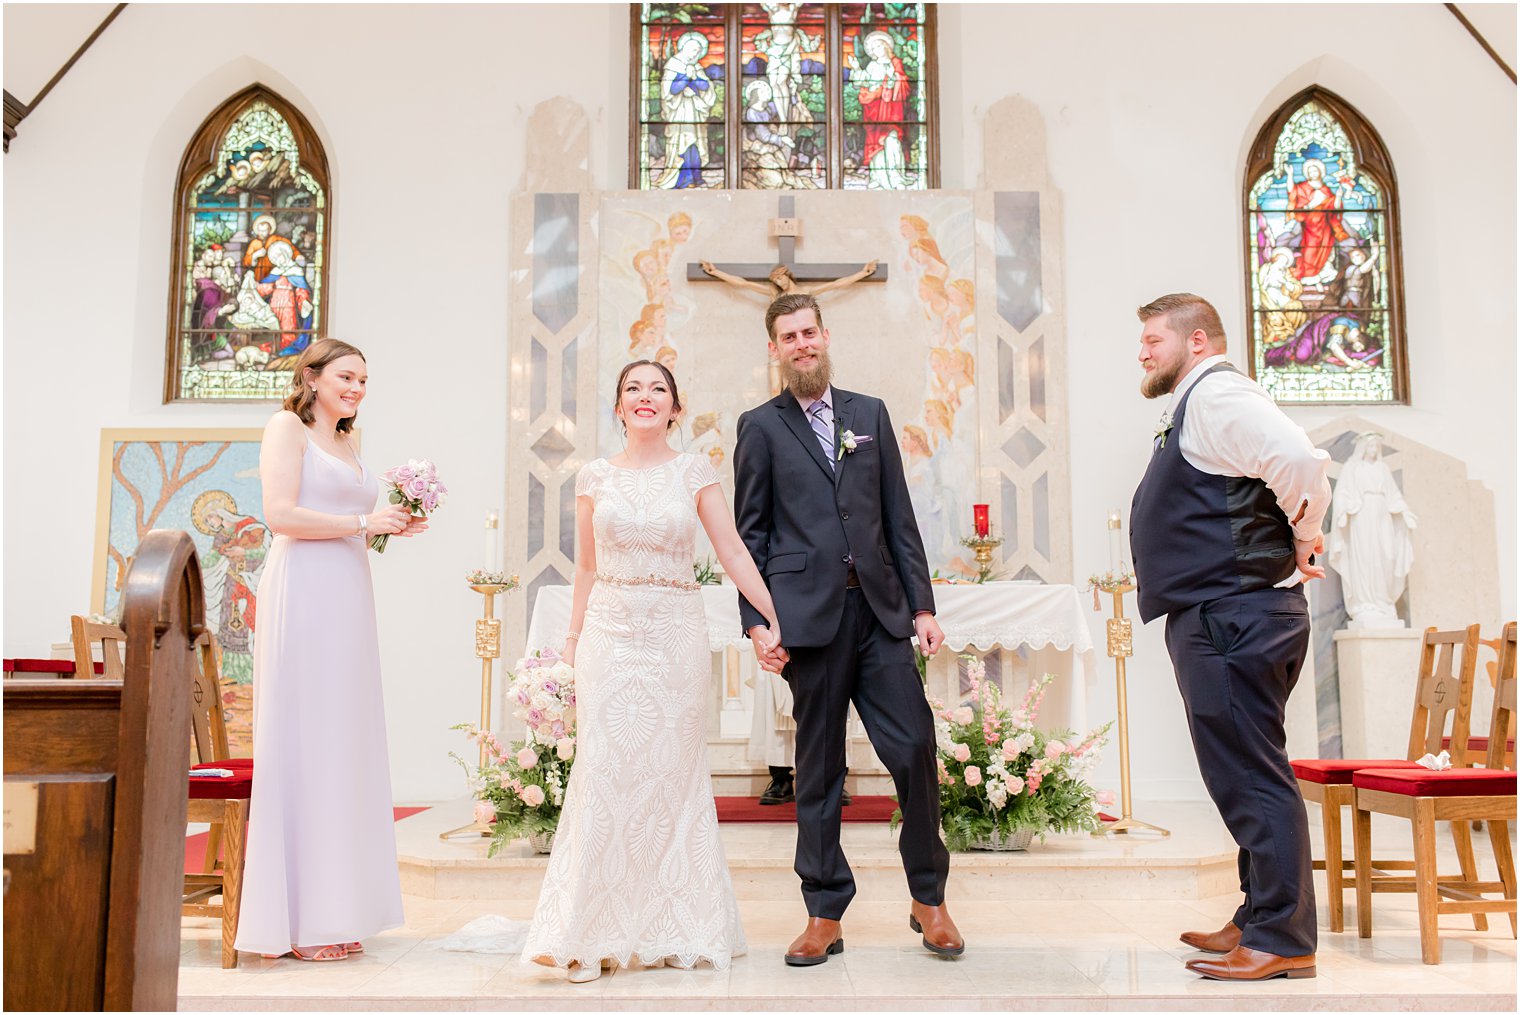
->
[520,942,745,972]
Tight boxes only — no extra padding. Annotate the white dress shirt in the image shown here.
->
[1164,355,1331,585]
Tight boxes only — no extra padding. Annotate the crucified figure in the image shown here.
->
[699,259,879,299]
[700,260,879,395]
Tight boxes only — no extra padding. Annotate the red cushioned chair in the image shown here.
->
[181,632,252,969]
[1352,621,1517,963]
[69,615,126,679]
[1290,625,1480,932]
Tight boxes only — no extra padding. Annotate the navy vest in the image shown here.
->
[1130,362,1296,623]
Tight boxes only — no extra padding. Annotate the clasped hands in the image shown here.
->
[748,612,945,675]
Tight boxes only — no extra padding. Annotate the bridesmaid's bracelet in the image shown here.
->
[356,514,368,538]
[565,632,581,642]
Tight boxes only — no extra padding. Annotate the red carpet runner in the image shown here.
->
[713,794,899,823]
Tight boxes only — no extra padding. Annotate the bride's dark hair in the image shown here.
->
[613,359,683,431]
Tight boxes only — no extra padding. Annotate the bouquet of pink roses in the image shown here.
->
[372,459,447,553]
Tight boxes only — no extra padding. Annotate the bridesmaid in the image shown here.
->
[235,338,425,962]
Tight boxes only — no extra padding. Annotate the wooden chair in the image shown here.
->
[182,631,252,969]
[1290,625,1481,933]
[69,615,126,680]
[1352,621,1517,963]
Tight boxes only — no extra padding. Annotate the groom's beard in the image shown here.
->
[780,348,833,402]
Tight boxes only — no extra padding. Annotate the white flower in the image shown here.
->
[1154,411,1175,447]
[986,780,1008,810]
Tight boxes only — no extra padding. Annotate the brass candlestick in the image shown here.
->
[1090,574,1168,837]
[441,577,518,841]
[959,534,1004,583]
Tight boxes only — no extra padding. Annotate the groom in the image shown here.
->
[733,293,963,965]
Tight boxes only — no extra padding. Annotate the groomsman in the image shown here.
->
[1128,293,1329,982]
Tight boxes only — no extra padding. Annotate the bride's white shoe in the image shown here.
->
[566,961,602,983]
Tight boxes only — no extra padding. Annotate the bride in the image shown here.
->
[521,359,782,982]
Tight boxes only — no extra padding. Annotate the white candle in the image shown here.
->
[485,511,500,571]
[1108,511,1123,573]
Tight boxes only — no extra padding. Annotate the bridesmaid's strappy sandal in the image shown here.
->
[343,942,364,953]
[290,945,349,962]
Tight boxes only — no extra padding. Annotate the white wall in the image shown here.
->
[5,3,1513,804]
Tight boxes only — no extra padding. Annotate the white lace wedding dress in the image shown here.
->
[521,453,747,970]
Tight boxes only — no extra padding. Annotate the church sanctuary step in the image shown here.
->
[397,799,1241,902]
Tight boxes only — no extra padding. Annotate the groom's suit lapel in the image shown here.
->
[775,392,836,483]
[831,392,855,488]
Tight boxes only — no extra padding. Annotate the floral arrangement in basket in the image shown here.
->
[451,646,575,856]
[896,658,1112,850]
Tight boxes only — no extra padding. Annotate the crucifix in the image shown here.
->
[688,195,888,394]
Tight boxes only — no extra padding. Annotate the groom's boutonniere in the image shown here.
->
[838,430,873,460]
[1154,411,1175,449]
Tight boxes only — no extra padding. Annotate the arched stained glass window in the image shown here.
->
[1243,87,1407,404]
[633,3,937,191]
[166,86,330,402]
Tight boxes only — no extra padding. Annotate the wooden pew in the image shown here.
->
[4,530,204,1011]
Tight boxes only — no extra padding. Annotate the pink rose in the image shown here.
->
[1045,740,1067,760]
[520,784,545,806]
[556,737,575,760]
[516,747,538,769]
[473,801,496,825]
[953,706,974,725]
[422,490,439,512]
[1001,740,1020,761]
[964,766,983,786]
[1004,774,1025,795]
[405,476,428,499]
[550,720,567,739]
[1096,789,1116,807]
[951,743,971,763]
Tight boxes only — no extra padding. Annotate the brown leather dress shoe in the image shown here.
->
[785,917,844,967]
[1179,920,1242,954]
[908,900,965,957]
[1185,945,1316,981]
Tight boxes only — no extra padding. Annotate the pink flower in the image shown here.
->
[951,742,971,763]
[1045,740,1067,760]
[964,766,983,786]
[1026,773,1042,793]
[390,465,415,483]
[1096,789,1116,807]
[473,801,496,825]
[555,737,575,760]
[421,490,439,512]
[550,720,567,739]
[937,758,952,785]
[516,747,538,769]
[1001,740,1020,761]
[405,476,429,499]
[1003,774,1025,795]
[953,706,974,725]
[520,784,545,806]
[526,708,543,725]
[984,729,1000,746]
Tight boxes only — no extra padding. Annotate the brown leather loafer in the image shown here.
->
[1179,920,1242,954]
[785,917,844,967]
[908,900,965,956]
[1186,945,1316,981]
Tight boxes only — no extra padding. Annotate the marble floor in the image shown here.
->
[179,804,1517,1011]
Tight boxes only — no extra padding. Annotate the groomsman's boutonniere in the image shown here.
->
[838,430,872,459]
[1154,412,1175,449]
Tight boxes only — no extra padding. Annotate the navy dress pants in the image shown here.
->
[1164,585,1317,957]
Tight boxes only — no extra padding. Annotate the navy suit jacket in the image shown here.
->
[732,387,935,647]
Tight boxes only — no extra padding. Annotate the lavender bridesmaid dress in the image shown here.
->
[234,433,404,955]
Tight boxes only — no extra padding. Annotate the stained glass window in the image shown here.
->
[1243,88,1407,405]
[634,3,937,190]
[167,87,330,402]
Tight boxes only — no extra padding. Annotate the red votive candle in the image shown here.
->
[973,503,990,538]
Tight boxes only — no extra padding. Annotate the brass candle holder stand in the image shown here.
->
[959,534,1004,583]
[1090,574,1169,837]
[440,576,518,841]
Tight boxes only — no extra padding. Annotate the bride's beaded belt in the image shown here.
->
[595,572,701,591]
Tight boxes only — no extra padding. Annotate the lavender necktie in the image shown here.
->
[808,399,835,471]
